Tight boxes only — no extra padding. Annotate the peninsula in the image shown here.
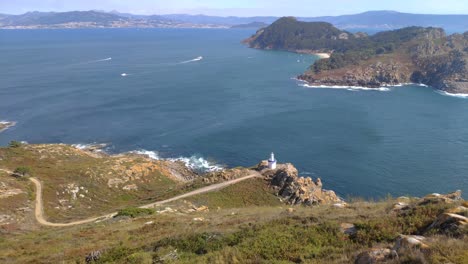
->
[244,17,468,93]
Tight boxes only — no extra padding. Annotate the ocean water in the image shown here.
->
[1,28,467,199]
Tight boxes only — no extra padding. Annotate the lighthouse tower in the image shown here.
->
[268,152,277,169]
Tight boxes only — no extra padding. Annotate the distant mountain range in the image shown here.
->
[0,10,467,32]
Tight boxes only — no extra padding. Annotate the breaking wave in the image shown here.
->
[0,120,17,131]
[130,150,160,160]
[180,56,203,64]
[436,90,468,99]
[132,149,223,172]
[72,143,108,152]
[169,156,223,172]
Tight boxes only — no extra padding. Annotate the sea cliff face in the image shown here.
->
[244,18,468,92]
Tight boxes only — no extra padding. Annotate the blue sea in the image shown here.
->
[1,28,467,199]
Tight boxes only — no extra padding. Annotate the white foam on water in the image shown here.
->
[0,120,17,131]
[72,143,108,152]
[121,73,128,77]
[300,83,391,92]
[180,56,203,64]
[0,120,16,125]
[169,156,223,172]
[130,150,160,160]
[130,149,223,172]
[436,90,468,99]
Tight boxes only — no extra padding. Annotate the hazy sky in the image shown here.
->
[2,0,468,16]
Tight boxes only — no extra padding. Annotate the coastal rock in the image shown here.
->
[256,161,341,206]
[418,190,462,205]
[424,212,468,237]
[392,202,409,211]
[340,223,357,236]
[355,248,397,264]
[393,235,429,254]
[201,167,253,184]
[299,60,413,88]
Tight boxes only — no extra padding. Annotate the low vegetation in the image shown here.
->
[0,143,466,263]
[13,166,32,178]
[116,207,155,218]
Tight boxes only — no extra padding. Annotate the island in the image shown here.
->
[244,17,468,93]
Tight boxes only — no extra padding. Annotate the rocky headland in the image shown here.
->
[244,17,468,93]
[256,161,341,205]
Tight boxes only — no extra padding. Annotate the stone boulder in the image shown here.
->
[393,235,429,254]
[418,190,462,205]
[256,161,341,206]
[424,212,468,237]
[340,223,357,236]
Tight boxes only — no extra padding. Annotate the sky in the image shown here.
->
[1,0,468,16]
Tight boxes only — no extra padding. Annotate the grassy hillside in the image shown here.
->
[0,189,466,263]
[0,143,187,223]
[0,143,466,263]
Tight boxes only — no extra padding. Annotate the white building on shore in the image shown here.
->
[268,152,277,169]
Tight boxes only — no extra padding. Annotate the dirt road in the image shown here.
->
[17,170,261,227]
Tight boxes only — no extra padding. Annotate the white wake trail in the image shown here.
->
[180,56,203,64]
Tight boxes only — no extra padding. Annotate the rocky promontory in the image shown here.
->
[244,17,468,92]
[256,161,341,205]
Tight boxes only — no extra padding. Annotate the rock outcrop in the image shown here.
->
[418,190,462,205]
[393,235,430,254]
[298,60,414,88]
[424,210,468,237]
[256,161,341,205]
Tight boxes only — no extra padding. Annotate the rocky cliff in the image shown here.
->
[256,161,341,205]
[245,18,468,92]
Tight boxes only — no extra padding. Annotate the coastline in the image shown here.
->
[71,143,223,173]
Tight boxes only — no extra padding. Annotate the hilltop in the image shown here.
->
[244,17,468,93]
[0,142,466,263]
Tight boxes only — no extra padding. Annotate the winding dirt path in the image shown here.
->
[1,168,260,227]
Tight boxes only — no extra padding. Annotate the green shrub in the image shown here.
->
[14,166,32,177]
[9,141,22,148]
[96,246,134,263]
[153,218,353,262]
[115,207,154,218]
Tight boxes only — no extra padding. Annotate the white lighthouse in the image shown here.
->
[268,152,277,169]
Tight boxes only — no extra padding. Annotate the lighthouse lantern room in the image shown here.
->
[268,152,277,169]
